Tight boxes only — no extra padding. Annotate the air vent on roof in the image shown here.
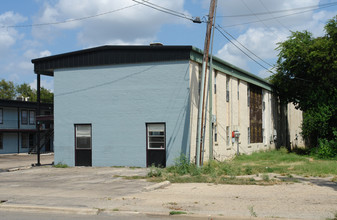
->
[150,42,163,46]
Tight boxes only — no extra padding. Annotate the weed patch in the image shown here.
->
[146,150,337,184]
[53,163,69,168]
[169,211,187,215]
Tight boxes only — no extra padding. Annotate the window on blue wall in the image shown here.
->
[75,124,92,149]
[0,133,3,149]
[21,110,28,125]
[29,110,35,125]
[147,123,165,149]
[0,108,3,124]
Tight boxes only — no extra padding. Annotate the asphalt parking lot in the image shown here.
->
[0,153,54,171]
[0,154,336,220]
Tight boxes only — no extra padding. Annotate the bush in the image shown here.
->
[314,136,337,159]
[147,165,162,177]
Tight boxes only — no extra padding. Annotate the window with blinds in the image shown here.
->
[75,124,92,149]
[147,123,165,150]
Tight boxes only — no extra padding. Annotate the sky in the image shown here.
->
[1,0,337,91]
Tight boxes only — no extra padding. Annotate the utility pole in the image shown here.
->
[208,0,217,161]
[196,0,216,167]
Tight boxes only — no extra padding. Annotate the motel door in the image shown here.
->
[146,123,166,167]
[75,124,92,166]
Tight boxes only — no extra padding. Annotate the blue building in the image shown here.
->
[32,45,304,167]
[0,99,53,154]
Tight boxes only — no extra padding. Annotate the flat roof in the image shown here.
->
[0,99,53,109]
[32,45,272,91]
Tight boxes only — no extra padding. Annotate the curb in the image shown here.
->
[143,181,171,191]
[0,203,303,220]
[0,204,97,215]
[7,166,32,172]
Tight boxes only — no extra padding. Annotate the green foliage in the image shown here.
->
[248,206,258,217]
[314,131,337,159]
[147,165,162,177]
[0,79,16,99]
[53,163,69,168]
[40,87,54,103]
[16,83,36,101]
[271,16,337,152]
[169,211,187,215]
[149,150,337,184]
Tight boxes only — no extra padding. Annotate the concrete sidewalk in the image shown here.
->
[0,164,336,219]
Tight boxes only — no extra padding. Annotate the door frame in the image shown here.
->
[146,122,166,167]
[74,124,92,166]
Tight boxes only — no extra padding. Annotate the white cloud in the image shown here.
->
[32,0,189,46]
[218,0,320,29]
[216,27,287,72]
[0,11,26,54]
[215,0,337,75]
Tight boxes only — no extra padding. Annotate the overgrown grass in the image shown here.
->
[169,211,187,215]
[147,149,337,184]
[53,163,69,168]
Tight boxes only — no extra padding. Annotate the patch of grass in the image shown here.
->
[123,176,146,180]
[326,212,337,220]
[169,211,187,215]
[248,206,257,217]
[147,165,162,177]
[53,163,69,168]
[112,208,119,211]
[146,150,337,184]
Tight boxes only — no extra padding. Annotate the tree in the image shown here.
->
[0,79,16,99]
[16,83,36,101]
[271,16,337,154]
[40,87,53,103]
[0,79,53,103]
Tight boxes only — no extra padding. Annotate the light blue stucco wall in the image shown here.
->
[54,60,191,167]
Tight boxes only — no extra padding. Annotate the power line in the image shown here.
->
[215,26,274,73]
[258,0,291,32]
[1,3,139,29]
[217,2,337,18]
[217,25,273,67]
[131,0,194,21]
[222,3,337,28]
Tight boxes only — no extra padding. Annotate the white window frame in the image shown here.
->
[214,123,218,143]
[146,123,166,150]
[226,77,230,102]
[226,126,230,146]
[0,108,3,124]
[75,124,92,150]
[237,80,240,100]
[0,133,3,149]
[29,110,35,125]
[21,110,28,125]
[247,86,250,107]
